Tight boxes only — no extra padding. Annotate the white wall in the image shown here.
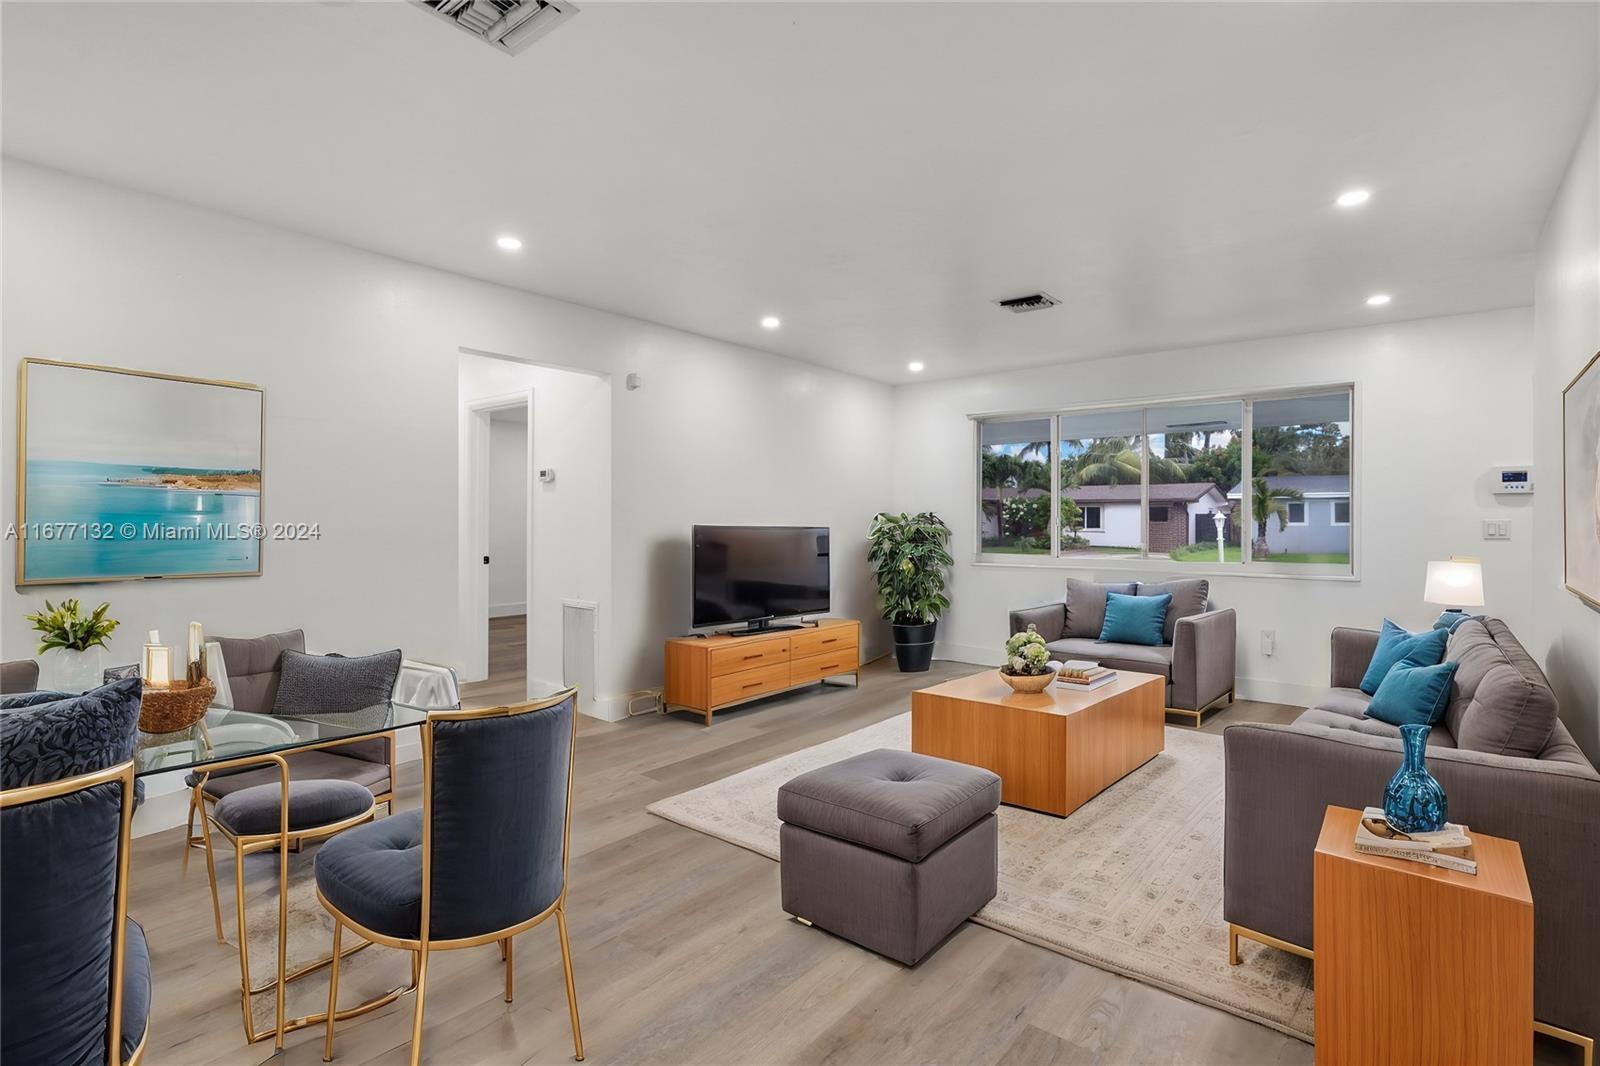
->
[457,352,613,696]
[1,161,895,727]
[487,416,528,616]
[1532,89,1600,756]
[893,308,1537,707]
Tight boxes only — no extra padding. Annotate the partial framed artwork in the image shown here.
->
[1565,350,1600,610]
[16,358,264,585]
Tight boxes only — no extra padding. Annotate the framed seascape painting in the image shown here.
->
[16,359,264,585]
[1566,350,1600,610]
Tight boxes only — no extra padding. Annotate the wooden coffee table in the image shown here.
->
[910,669,1165,817]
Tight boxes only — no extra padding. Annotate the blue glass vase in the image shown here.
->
[1383,723,1447,833]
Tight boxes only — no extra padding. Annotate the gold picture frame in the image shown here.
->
[1563,349,1600,611]
[16,357,265,586]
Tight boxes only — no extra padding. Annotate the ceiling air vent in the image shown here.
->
[411,0,578,56]
[994,292,1061,314]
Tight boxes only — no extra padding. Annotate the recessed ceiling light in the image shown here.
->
[496,236,523,251]
[760,316,781,330]
[1336,189,1371,208]
[907,361,925,373]
[1366,293,1392,307]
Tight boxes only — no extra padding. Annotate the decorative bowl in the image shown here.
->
[139,678,215,734]
[999,669,1057,694]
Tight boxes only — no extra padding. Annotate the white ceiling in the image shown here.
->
[3,2,1596,383]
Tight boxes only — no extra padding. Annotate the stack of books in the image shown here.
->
[1057,659,1117,690]
[1352,806,1478,874]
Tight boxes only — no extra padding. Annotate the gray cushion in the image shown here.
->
[1293,708,1457,747]
[212,778,374,837]
[778,749,1000,862]
[1063,579,1137,639]
[1138,578,1209,644]
[272,649,401,716]
[1442,618,1559,758]
[216,629,305,714]
[0,660,40,695]
[1046,637,1173,680]
[1312,687,1374,720]
[315,808,423,940]
[189,748,392,799]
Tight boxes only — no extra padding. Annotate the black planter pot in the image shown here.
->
[891,620,938,672]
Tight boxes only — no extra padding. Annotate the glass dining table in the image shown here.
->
[133,701,435,1051]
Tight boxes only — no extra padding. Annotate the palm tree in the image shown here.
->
[1250,476,1305,556]
[1066,436,1188,486]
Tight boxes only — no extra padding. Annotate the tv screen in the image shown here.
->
[693,525,830,628]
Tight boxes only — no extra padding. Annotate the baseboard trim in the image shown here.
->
[488,603,527,619]
[934,642,1312,708]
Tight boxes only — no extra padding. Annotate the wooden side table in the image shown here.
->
[1313,805,1533,1066]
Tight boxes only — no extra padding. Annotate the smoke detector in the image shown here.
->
[411,0,578,56]
[994,292,1061,313]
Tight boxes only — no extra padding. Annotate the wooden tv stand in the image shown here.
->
[663,618,861,726]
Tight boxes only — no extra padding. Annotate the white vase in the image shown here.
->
[39,646,106,694]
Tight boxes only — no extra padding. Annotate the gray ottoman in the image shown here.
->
[778,748,1000,965]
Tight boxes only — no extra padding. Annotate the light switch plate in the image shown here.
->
[1482,519,1511,540]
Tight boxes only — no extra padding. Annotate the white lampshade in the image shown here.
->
[1423,557,1485,608]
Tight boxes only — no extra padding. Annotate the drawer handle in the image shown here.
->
[819,638,837,645]
[743,652,763,660]
[742,680,763,689]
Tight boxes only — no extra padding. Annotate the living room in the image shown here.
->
[1,3,1597,1065]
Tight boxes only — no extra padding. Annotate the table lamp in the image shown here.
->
[1424,556,1485,615]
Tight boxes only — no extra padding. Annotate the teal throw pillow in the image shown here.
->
[1359,619,1448,696]
[1365,660,1459,728]
[1099,591,1170,646]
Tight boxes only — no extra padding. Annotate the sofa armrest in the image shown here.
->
[1329,626,1380,689]
[1009,602,1066,643]
[1171,608,1235,711]
[1224,722,1600,1036]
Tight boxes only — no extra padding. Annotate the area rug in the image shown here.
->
[646,714,1316,1042]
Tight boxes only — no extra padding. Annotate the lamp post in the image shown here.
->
[1213,509,1228,564]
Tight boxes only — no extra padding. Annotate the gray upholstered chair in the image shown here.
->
[315,688,585,1066]
[1010,577,1237,725]
[0,658,40,694]
[1,688,147,1065]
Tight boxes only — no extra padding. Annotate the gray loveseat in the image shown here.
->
[1223,617,1600,1046]
[1010,577,1237,724]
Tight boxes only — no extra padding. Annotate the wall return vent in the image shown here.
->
[994,292,1061,313]
[411,0,578,56]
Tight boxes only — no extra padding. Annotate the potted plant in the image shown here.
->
[867,511,953,672]
[25,598,119,693]
[1000,624,1057,692]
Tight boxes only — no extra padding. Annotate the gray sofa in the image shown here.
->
[1224,617,1600,1045]
[1010,577,1237,724]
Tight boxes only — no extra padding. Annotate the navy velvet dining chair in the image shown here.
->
[1,752,147,1065]
[314,687,584,1066]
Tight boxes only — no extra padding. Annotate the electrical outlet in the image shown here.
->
[1482,519,1511,540]
[1261,629,1276,657]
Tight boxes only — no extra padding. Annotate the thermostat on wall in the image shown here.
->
[1492,466,1533,494]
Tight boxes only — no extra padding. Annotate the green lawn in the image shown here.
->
[1167,544,1350,565]
[985,544,1143,556]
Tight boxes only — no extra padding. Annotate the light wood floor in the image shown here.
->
[128,658,1579,1065]
[459,614,530,710]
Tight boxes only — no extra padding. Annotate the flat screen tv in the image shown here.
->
[693,525,830,631]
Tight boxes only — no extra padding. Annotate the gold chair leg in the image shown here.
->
[323,920,343,1062]
[1227,925,1239,966]
[409,946,430,1066]
[503,936,514,1003]
[234,841,254,1038]
[182,786,200,872]
[200,802,225,943]
[556,905,584,1062]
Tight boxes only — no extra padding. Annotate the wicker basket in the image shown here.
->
[999,669,1056,694]
[139,678,215,734]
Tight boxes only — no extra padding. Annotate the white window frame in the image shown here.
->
[1331,497,1351,526]
[1081,504,1104,532]
[969,383,1357,581]
[1284,500,1308,526]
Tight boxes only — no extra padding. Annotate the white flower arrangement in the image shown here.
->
[1001,624,1054,676]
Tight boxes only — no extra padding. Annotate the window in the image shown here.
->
[975,386,1354,574]
[979,418,1052,554]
